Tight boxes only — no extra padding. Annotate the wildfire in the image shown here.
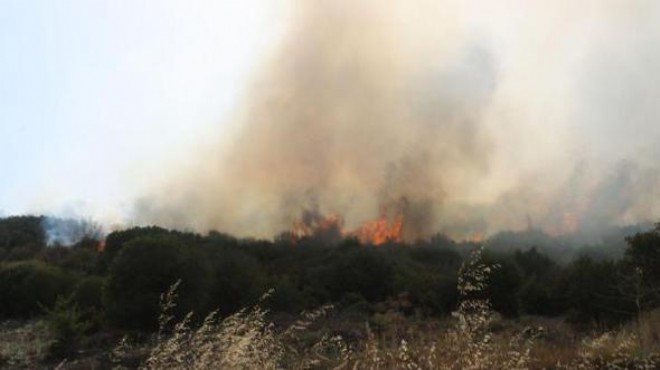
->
[97,239,106,252]
[463,232,485,243]
[351,211,404,245]
[290,208,405,245]
[290,212,344,240]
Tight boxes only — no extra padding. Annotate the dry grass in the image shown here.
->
[3,248,660,369]
[128,248,541,369]
[338,247,538,370]
[633,308,660,353]
[116,285,338,369]
[0,320,52,368]
[44,247,660,369]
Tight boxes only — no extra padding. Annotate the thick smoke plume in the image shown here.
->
[135,0,660,241]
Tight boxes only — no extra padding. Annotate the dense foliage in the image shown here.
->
[0,215,659,338]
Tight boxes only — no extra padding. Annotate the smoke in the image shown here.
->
[42,217,103,246]
[134,0,660,241]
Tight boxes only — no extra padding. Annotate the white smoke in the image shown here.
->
[131,0,660,240]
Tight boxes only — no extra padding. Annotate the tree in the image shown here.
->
[514,248,562,316]
[558,256,630,328]
[625,224,660,284]
[621,224,660,311]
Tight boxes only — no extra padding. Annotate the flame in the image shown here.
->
[289,208,404,245]
[547,192,594,236]
[290,212,344,240]
[351,211,404,245]
[464,232,485,243]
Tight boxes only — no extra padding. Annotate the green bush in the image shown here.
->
[71,276,105,311]
[204,246,266,315]
[0,216,45,259]
[559,256,631,328]
[268,275,306,312]
[0,261,76,318]
[481,255,522,317]
[100,226,197,273]
[104,235,210,331]
[45,295,94,358]
[317,248,394,303]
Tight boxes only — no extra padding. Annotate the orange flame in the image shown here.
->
[290,212,344,240]
[289,208,404,245]
[351,212,404,245]
[463,232,485,243]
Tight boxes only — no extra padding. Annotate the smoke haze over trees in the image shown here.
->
[131,0,660,242]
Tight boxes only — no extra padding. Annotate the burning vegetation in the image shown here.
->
[290,207,405,245]
[131,0,660,243]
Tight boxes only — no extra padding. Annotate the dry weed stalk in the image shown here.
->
[124,247,660,370]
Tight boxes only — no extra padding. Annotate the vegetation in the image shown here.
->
[1,215,660,368]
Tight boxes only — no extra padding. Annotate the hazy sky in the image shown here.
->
[2,1,660,238]
[0,0,287,221]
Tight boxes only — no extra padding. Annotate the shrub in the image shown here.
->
[317,248,394,303]
[99,226,170,271]
[204,246,266,315]
[485,257,522,317]
[267,275,306,313]
[0,216,45,258]
[104,235,210,331]
[71,276,105,311]
[44,295,94,358]
[0,261,76,318]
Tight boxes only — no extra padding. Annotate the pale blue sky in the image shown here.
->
[0,1,286,221]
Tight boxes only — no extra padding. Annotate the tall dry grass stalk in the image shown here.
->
[134,284,337,369]
[341,247,537,370]
[116,247,660,369]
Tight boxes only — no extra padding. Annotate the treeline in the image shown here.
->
[1,215,659,340]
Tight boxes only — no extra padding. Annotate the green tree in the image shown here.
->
[621,224,660,311]
[625,224,660,284]
[514,248,562,316]
[558,256,630,328]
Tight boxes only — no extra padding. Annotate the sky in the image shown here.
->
[0,0,287,222]
[2,1,660,239]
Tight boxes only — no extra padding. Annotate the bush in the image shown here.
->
[204,246,266,315]
[99,226,172,272]
[45,295,94,358]
[559,256,631,328]
[268,275,307,312]
[0,261,76,318]
[104,235,210,331]
[316,248,394,303]
[0,216,45,259]
[71,276,105,311]
[483,255,522,317]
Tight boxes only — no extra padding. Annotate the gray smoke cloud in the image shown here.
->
[42,217,103,246]
[133,0,660,241]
